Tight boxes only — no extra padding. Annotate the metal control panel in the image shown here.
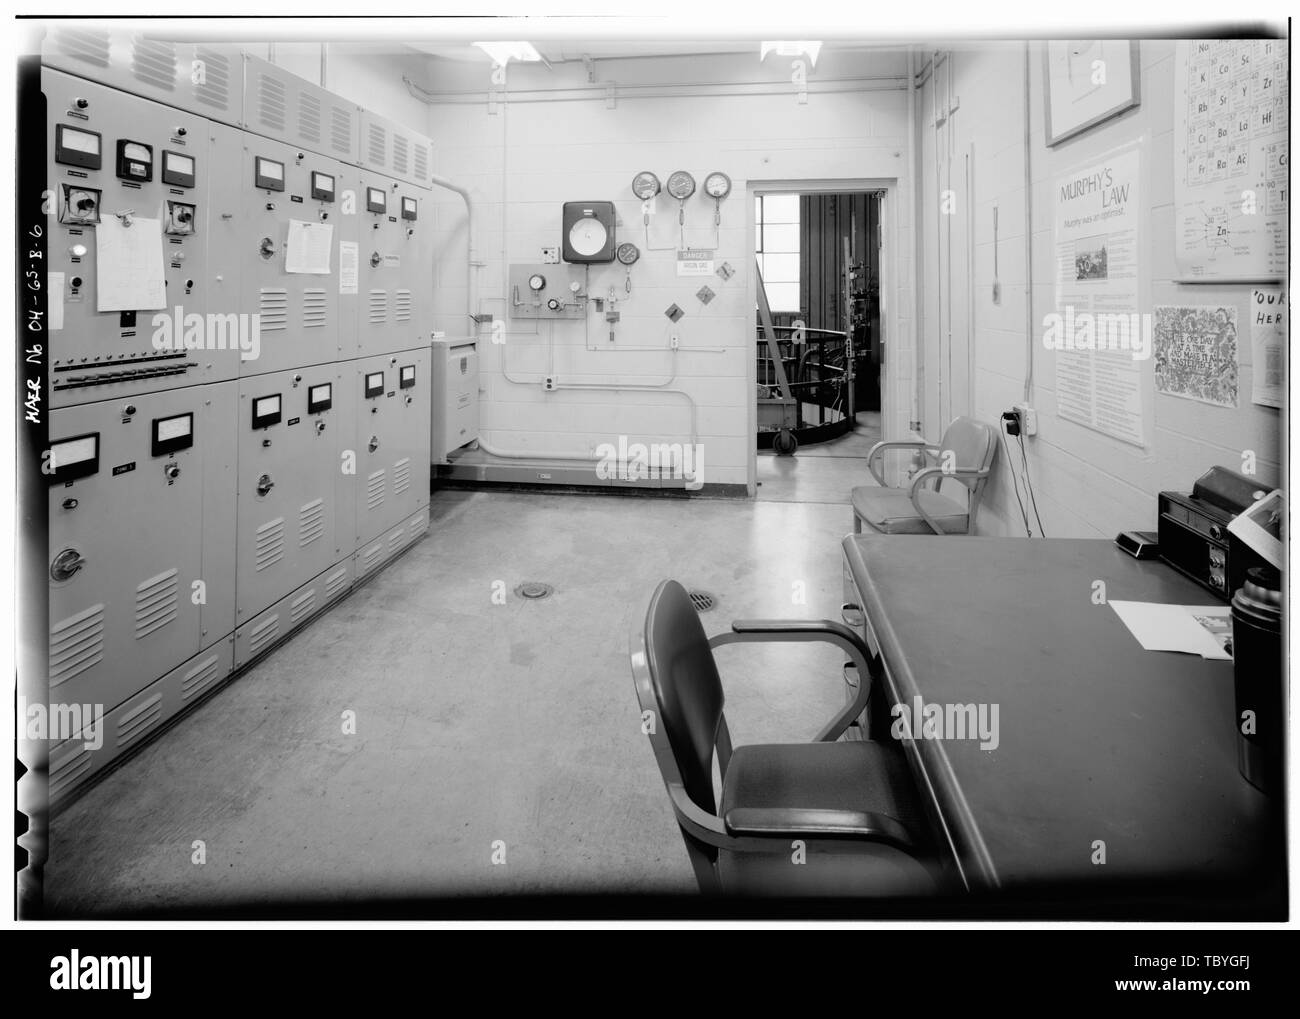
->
[45,68,232,407]
[507,263,591,321]
[356,169,432,358]
[354,349,431,547]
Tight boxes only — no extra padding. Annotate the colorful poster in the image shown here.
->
[1153,305,1239,407]
[1174,40,1289,281]
[1051,144,1145,447]
[1249,286,1286,409]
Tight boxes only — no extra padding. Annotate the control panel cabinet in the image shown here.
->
[354,349,431,546]
[47,383,238,717]
[235,365,354,623]
[355,169,432,359]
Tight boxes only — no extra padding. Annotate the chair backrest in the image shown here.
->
[937,417,997,489]
[640,580,724,815]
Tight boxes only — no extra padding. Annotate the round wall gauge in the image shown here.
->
[568,217,608,258]
[704,171,731,199]
[666,170,696,200]
[616,242,640,265]
[528,273,547,291]
[632,171,661,200]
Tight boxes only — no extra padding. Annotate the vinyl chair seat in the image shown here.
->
[717,740,935,896]
[850,484,969,535]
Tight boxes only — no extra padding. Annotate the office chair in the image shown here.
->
[630,579,938,897]
[850,416,998,535]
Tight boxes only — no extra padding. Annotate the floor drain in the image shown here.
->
[688,590,717,612]
[515,581,554,600]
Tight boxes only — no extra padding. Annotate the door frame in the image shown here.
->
[747,178,901,496]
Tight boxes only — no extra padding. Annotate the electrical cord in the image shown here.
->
[1016,433,1046,536]
[999,422,1033,537]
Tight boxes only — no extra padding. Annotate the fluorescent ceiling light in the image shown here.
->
[473,41,543,66]
[760,41,822,67]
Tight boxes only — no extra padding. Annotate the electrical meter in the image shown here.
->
[632,171,661,200]
[151,412,194,457]
[365,187,387,214]
[616,243,640,265]
[46,433,99,485]
[308,383,333,413]
[116,140,154,182]
[561,201,616,263]
[310,171,336,202]
[401,196,418,221]
[666,171,696,201]
[255,156,285,191]
[55,125,102,170]
[162,151,196,188]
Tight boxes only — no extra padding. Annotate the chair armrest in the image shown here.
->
[907,466,990,535]
[865,439,936,487]
[708,620,876,741]
[723,807,916,852]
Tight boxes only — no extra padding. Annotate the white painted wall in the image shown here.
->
[916,40,1284,538]
[419,50,916,489]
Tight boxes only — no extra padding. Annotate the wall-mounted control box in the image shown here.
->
[507,263,588,321]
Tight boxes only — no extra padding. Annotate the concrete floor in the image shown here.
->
[46,437,874,914]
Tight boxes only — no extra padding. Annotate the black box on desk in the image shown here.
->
[1158,466,1271,600]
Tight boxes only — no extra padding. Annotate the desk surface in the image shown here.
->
[843,536,1283,912]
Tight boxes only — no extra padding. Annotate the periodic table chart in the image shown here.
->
[1174,39,1288,281]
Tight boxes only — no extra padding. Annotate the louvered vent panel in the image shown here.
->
[366,470,386,511]
[116,694,163,749]
[290,588,317,624]
[49,27,111,68]
[387,529,405,553]
[303,289,327,328]
[255,517,285,571]
[260,289,287,331]
[393,457,411,495]
[325,567,349,598]
[248,614,280,657]
[392,134,410,176]
[368,290,387,325]
[49,604,106,687]
[361,542,383,571]
[130,37,178,92]
[367,123,387,167]
[256,71,287,133]
[50,745,94,799]
[134,569,179,639]
[193,46,233,112]
[408,511,428,539]
[299,498,325,548]
[394,290,412,323]
[180,653,223,701]
[413,143,429,183]
[330,106,354,157]
[298,91,322,145]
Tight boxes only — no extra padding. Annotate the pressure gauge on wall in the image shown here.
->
[632,171,661,201]
[704,171,731,228]
[617,242,640,295]
[666,170,696,201]
[528,273,547,292]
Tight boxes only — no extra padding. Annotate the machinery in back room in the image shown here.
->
[38,30,437,804]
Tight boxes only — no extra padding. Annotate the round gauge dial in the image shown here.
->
[666,170,696,200]
[528,273,547,292]
[631,171,661,200]
[568,217,608,258]
[616,242,640,266]
[704,171,731,199]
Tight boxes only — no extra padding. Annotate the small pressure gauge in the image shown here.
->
[666,170,696,201]
[704,172,731,199]
[616,242,640,265]
[569,281,582,294]
[528,273,547,292]
[632,171,662,200]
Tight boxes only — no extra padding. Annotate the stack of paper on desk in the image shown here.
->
[1109,600,1233,660]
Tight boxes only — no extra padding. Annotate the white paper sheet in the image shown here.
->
[48,272,65,331]
[1227,489,1284,569]
[338,240,359,295]
[1109,600,1232,660]
[285,220,334,275]
[96,215,166,312]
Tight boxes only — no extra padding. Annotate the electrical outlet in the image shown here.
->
[670,334,679,349]
[1014,402,1038,436]
[541,247,559,264]
[543,375,556,391]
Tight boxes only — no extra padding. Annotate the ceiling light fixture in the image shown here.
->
[472,41,545,66]
[760,41,822,67]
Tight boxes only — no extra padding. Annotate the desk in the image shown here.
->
[842,535,1285,918]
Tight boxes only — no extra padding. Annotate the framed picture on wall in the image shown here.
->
[1044,41,1140,146]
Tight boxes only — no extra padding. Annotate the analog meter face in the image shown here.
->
[666,170,696,200]
[568,217,608,258]
[631,171,661,200]
[704,172,732,199]
[616,242,640,265]
[528,273,547,291]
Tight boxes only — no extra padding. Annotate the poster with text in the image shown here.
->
[1053,145,1145,447]
[1153,305,1239,407]
[1250,286,1286,408]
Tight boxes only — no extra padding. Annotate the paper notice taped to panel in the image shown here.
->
[96,215,167,312]
[48,272,65,331]
[338,240,359,295]
[286,220,334,275]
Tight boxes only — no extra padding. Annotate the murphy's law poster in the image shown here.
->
[1052,145,1145,447]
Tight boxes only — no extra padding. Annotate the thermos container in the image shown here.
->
[1230,567,1283,793]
